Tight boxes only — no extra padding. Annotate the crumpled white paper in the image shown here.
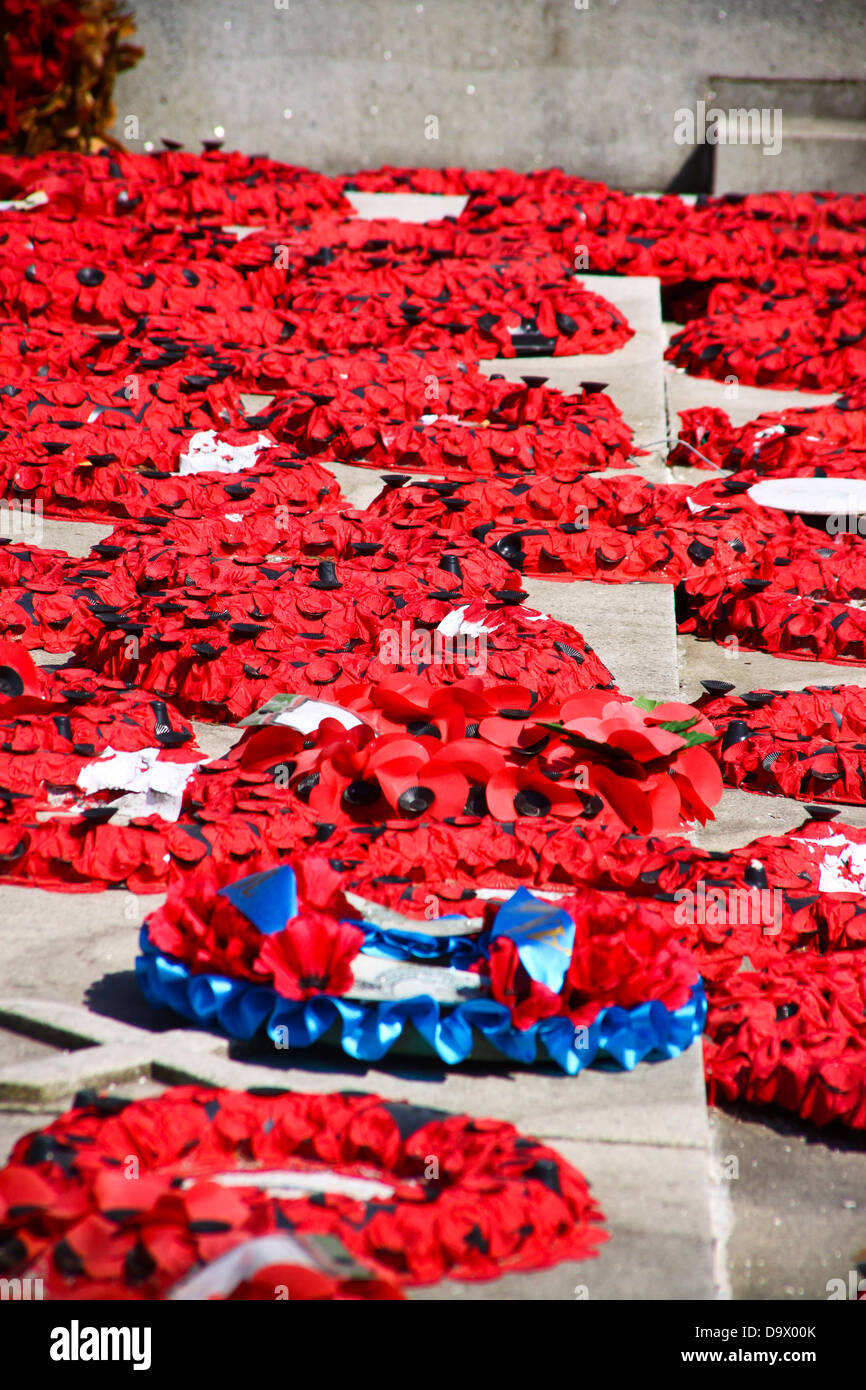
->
[76,747,200,822]
[178,429,274,476]
[801,834,866,894]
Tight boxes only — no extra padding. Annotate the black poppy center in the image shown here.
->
[0,666,24,698]
[398,785,435,816]
[342,778,380,808]
[514,787,551,817]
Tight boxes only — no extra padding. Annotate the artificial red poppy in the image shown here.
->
[255,911,365,999]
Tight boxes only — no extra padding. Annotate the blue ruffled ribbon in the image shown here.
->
[136,926,706,1074]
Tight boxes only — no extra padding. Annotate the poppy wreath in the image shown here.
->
[310,816,866,956]
[122,783,866,1126]
[0,440,339,528]
[0,661,628,894]
[191,682,722,837]
[669,401,866,479]
[245,339,632,475]
[664,287,866,392]
[558,188,866,288]
[275,254,632,362]
[0,645,199,770]
[0,372,341,524]
[0,320,240,397]
[662,820,866,1131]
[0,249,272,331]
[0,148,349,225]
[268,393,631,481]
[0,1085,608,1296]
[311,814,866,1130]
[703,948,866,1130]
[71,587,609,724]
[695,683,866,805]
[262,343,624,429]
[137,859,706,1072]
[676,490,866,667]
[0,640,319,892]
[100,507,524,590]
[368,471,786,584]
[680,571,866,667]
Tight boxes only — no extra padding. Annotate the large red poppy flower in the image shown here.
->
[255,911,365,999]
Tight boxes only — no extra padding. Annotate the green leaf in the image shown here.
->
[656,717,699,735]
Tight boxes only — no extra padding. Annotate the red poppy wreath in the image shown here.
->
[0,1086,607,1297]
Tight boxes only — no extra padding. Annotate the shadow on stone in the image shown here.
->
[85,970,177,1034]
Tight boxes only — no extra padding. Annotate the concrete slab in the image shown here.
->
[525,577,679,701]
[107,0,866,193]
[713,117,866,197]
[38,517,113,556]
[666,361,839,431]
[190,719,244,759]
[711,1104,866,1301]
[0,885,160,1026]
[0,988,708,1149]
[322,459,386,510]
[677,631,866,705]
[344,191,468,222]
[689,785,866,855]
[412,1139,717,1300]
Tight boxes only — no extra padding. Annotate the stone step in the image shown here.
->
[713,115,866,195]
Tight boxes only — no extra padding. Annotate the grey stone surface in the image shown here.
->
[526,577,679,701]
[0,993,708,1149]
[109,0,866,191]
[0,884,159,1021]
[677,630,866,705]
[322,459,387,509]
[665,361,839,433]
[689,784,866,854]
[30,518,113,558]
[708,77,866,194]
[413,1139,717,1301]
[711,1105,866,1301]
[713,116,866,195]
[190,719,244,760]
